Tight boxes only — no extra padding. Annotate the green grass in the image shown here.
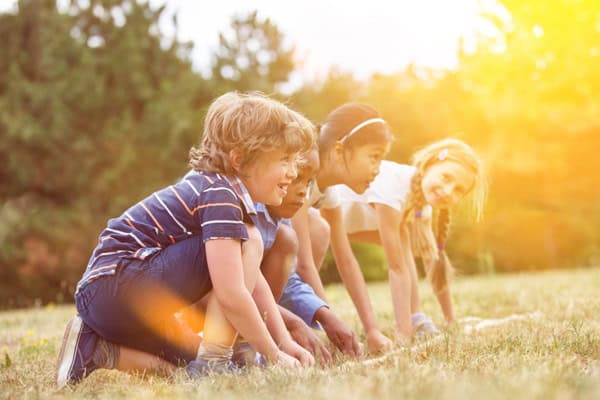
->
[1,268,599,399]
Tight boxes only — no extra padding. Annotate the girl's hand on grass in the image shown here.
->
[366,329,393,355]
[393,332,412,348]
[279,339,315,367]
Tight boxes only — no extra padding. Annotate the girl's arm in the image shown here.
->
[291,205,328,301]
[320,206,392,353]
[374,204,414,340]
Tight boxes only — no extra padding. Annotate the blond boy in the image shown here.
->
[56,92,315,386]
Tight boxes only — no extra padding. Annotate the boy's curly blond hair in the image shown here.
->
[190,92,315,174]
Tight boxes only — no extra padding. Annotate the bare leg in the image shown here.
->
[348,229,421,332]
[408,260,422,315]
[116,346,177,374]
[262,224,298,301]
[434,285,455,324]
[176,294,209,333]
[310,208,330,270]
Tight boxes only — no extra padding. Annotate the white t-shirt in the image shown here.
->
[307,179,340,209]
[322,161,417,234]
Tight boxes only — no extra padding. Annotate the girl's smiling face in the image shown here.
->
[421,160,475,208]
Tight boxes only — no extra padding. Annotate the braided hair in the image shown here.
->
[401,138,487,293]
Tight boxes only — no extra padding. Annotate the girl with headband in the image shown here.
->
[320,138,487,347]
[285,103,394,355]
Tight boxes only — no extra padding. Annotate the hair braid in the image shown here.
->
[436,208,451,249]
[402,169,439,263]
[431,208,454,292]
[401,169,425,224]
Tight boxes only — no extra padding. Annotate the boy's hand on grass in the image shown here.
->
[366,329,393,355]
[272,350,302,368]
[279,338,315,367]
[287,316,333,365]
[316,307,362,358]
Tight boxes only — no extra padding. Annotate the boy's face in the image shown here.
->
[242,149,298,206]
[269,150,319,219]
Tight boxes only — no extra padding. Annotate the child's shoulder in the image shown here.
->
[180,170,240,199]
[183,170,231,187]
[182,170,256,215]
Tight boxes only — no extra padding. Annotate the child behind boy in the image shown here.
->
[56,92,315,387]
[257,148,362,362]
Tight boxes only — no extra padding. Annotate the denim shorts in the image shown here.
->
[76,237,212,365]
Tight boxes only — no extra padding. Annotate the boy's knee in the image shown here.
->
[309,210,331,268]
[274,224,299,257]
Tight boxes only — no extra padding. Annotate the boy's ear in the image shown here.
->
[229,148,244,172]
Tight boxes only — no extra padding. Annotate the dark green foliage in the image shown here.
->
[0,0,207,306]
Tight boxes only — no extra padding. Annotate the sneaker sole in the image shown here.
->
[56,315,83,388]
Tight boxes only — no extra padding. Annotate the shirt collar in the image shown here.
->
[254,202,279,226]
[224,175,257,215]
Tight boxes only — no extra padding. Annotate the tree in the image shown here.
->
[453,0,600,270]
[0,0,209,306]
[211,10,295,94]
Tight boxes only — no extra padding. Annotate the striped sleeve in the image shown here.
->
[196,182,249,242]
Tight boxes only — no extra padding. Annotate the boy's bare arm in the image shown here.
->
[253,274,315,366]
[278,304,332,363]
[291,206,328,301]
[205,239,280,361]
[252,273,293,345]
[313,306,362,357]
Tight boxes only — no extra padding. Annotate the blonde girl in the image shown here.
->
[290,103,393,355]
[320,138,487,349]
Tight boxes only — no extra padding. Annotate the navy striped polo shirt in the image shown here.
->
[76,171,257,293]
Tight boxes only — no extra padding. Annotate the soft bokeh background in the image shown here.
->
[1,0,599,307]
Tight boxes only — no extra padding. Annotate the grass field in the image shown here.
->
[1,268,599,400]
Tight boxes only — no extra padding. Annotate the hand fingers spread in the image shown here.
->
[300,351,315,367]
[316,342,333,365]
[350,334,362,358]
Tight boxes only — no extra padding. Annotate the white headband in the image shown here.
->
[339,118,386,143]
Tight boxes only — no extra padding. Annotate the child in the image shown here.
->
[55,92,315,387]
[320,138,487,346]
[289,103,394,355]
[260,148,362,362]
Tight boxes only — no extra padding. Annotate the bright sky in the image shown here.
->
[157,0,487,80]
[1,0,500,85]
